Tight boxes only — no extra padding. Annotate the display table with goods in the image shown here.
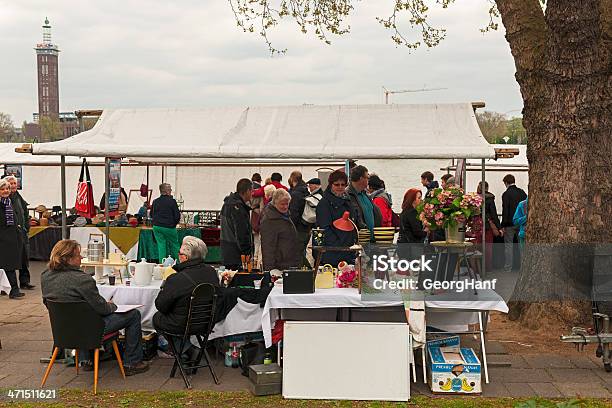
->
[261,284,507,384]
[28,226,63,261]
[95,272,264,339]
[137,226,221,263]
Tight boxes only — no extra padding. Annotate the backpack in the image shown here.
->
[391,211,401,228]
[301,191,322,226]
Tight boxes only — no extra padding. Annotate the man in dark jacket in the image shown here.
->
[220,178,253,270]
[420,171,439,198]
[501,174,527,272]
[151,183,181,261]
[288,171,311,267]
[346,165,382,232]
[153,236,220,335]
[7,176,34,290]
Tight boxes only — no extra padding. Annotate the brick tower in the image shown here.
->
[35,17,60,122]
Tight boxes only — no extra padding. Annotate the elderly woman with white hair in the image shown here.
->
[153,236,219,335]
[6,175,34,290]
[0,178,25,299]
[150,183,181,261]
[260,188,300,271]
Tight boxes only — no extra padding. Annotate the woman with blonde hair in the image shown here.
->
[260,188,300,271]
[0,178,25,299]
[41,239,149,375]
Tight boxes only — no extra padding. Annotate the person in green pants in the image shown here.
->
[150,183,181,262]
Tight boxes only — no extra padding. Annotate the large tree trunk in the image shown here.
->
[496,0,612,328]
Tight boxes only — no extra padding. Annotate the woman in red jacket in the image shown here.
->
[368,174,393,227]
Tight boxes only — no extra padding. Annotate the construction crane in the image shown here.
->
[382,86,448,104]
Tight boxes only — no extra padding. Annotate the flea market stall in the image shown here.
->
[17,103,508,400]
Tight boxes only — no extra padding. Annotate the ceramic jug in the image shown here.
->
[129,258,154,286]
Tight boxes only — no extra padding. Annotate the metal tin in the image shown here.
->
[248,363,282,385]
[87,240,105,261]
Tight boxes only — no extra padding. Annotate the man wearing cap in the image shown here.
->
[306,178,321,194]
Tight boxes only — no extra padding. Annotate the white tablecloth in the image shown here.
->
[0,269,11,294]
[96,279,263,339]
[261,286,508,347]
[72,226,139,260]
[98,280,163,331]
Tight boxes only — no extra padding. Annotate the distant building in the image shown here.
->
[36,17,60,121]
[22,18,81,142]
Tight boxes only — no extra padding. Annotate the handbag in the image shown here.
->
[75,159,96,218]
[239,341,266,377]
[488,218,501,237]
[251,209,261,234]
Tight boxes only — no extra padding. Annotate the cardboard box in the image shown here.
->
[427,336,481,394]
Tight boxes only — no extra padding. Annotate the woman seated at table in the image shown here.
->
[153,236,219,345]
[260,189,300,271]
[41,239,149,375]
[315,170,357,266]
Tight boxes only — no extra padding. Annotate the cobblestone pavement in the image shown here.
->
[1,262,612,398]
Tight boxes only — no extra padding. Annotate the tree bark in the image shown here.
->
[497,0,612,326]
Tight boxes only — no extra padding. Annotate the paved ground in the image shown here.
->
[1,262,612,399]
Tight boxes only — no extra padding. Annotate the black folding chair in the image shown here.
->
[41,300,125,394]
[158,283,219,388]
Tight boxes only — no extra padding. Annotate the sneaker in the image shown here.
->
[20,284,36,290]
[124,361,150,376]
[9,293,25,299]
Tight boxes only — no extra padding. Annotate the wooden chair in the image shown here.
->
[157,283,219,389]
[41,300,125,394]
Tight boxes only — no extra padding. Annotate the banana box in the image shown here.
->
[427,337,481,394]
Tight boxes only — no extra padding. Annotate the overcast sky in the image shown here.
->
[0,0,524,125]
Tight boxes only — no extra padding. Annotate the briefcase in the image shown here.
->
[282,269,315,294]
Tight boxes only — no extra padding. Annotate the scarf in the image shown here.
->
[357,191,375,231]
[1,197,15,226]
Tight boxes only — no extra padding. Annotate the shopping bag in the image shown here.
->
[75,159,96,218]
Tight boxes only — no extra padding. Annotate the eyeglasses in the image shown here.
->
[332,182,347,187]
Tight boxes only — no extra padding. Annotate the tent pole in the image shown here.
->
[481,159,486,278]
[146,165,150,202]
[60,155,67,239]
[344,159,350,175]
[104,157,110,259]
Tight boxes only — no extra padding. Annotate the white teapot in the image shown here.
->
[128,258,154,286]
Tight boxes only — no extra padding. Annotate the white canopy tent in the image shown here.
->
[15,102,502,383]
[25,103,495,160]
[16,103,498,305]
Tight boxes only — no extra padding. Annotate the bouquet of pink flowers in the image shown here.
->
[416,186,483,230]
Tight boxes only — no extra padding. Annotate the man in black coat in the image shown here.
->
[220,178,253,270]
[501,174,527,272]
[153,236,220,367]
[153,237,220,335]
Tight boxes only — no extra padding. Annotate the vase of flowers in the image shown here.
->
[416,186,483,243]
